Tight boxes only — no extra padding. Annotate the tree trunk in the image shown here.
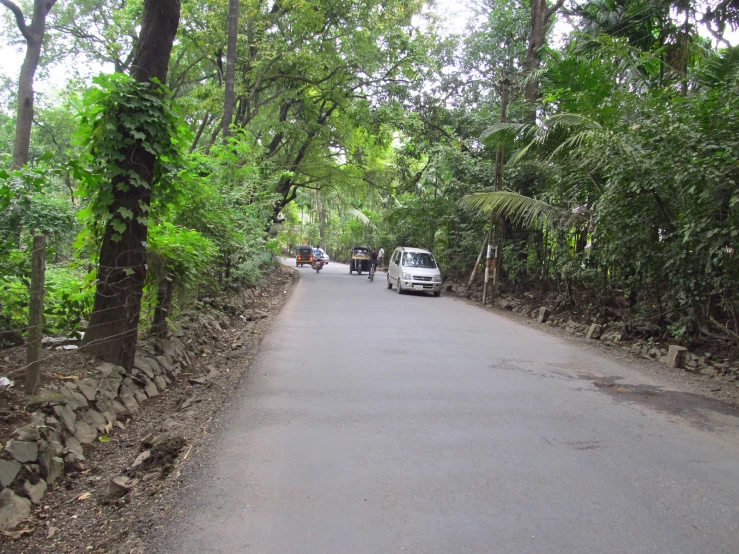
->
[524,0,547,125]
[523,0,564,124]
[82,0,181,370]
[190,111,211,152]
[318,194,326,249]
[223,0,239,141]
[152,276,174,338]
[13,37,42,168]
[1,0,58,168]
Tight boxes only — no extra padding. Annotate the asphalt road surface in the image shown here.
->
[152,260,739,554]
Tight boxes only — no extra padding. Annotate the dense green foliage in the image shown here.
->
[1,0,737,350]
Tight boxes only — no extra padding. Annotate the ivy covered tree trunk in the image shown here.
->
[82,0,181,369]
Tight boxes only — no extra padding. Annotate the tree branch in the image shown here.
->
[0,0,31,41]
[546,0,567,20]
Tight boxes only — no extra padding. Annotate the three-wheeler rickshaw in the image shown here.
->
[349,245,371,275]
[296,245,314,267]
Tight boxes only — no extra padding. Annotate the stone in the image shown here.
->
[161,339,177,360]
[0,459,21,487]
[64,435,86,462]
[156,355,172,374]
[666,345,688,369]
[119,394,139,413]
[133,356,155,379]
[0,488,31,530]
[131,450,151,468]
[96,377,122,401]
[133,388,148,404]
[161,418,182,432]
[701,367,718,377]
[247,310,268,321]
[538,307,550,323]
[53,404,77,434]
[586,324,602,340]
[74,420,98,445]
[142,432,172,448]
[76,379,98,402]
[59,387,88,410]
[22,478,47,504]
[106,476,133,499]
[647,347,661,359]
[14,424,40,442]
[98,362,126,377]
[5,440,39,464]
[153,375,168,392]
[102,410,117,426]
[96,397,126,415]
[110,399,127,414]
[80,409,108,433]
[143,377,159,398]
[146,357,162,375]
[38,446,63,485]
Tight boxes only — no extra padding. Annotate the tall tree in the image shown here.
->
[524,0,565,122]
[82,0,181,369]
[1,0,57,168]
[223,0,239,140]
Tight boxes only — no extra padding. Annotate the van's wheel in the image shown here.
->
[433,291,441,297]
[396,280,403,294]
[349,267,353,274]
[387,275,392,289]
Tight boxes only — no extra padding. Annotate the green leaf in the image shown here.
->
[111,219,127,233]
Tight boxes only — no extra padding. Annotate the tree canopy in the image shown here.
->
[1,0,737,358]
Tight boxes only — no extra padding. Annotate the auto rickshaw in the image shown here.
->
[349,245,371,274]
[296,245,314,267]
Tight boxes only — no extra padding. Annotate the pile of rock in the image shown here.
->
[0,336,191,531]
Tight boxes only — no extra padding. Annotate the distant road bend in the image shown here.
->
[152,260,739,554]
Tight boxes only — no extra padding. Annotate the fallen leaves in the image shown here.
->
[52,373,79,381]
[2,528,33,539]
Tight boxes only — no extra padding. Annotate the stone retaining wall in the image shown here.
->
[0,336,191,530]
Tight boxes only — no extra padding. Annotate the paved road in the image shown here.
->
[153,260,739,554]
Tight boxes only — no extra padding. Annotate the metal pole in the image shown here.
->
[26,234,46,395]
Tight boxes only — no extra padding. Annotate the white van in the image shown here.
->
[387,247,442,297]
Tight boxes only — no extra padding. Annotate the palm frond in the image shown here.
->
[481,122,536,147]
[346,208,377,230]
[459,191,585,230]
[546,113,602,131]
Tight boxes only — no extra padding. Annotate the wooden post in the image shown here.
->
[26,234,46,395]
[465,235,488,298]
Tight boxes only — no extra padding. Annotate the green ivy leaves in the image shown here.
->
[77,73,190,243]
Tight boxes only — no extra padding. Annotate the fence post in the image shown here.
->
[26,234,46,395]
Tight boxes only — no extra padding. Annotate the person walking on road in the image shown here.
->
[378,247,385,268]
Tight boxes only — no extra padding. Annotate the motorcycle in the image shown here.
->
[312,257,325,273]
